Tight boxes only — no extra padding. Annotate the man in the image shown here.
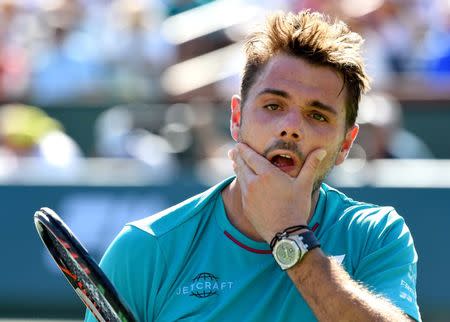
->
[86,10,420,322]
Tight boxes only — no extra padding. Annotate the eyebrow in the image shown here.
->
[256,88,338,116]
[307,100,338,116]
[256,88,291,99]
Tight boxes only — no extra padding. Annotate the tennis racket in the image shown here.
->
[34,207,137,322]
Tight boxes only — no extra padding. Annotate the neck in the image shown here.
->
[221,178,321,242]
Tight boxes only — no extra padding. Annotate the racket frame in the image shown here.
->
[34,207,136,322]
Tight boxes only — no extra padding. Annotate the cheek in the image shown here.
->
[239,110,271,138]
[310,137,343,167]
[309,128,344,153]
[245,111,273,132]
[315,147,340,179]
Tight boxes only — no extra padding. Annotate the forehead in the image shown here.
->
[248,53,347,115]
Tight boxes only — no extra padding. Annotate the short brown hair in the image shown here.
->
[241,10,371,128]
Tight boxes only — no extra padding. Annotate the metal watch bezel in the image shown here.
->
[272,236,308,270]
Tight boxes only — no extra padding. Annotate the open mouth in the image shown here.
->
[270,154,295,168]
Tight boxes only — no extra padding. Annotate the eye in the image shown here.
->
[310,112,327,122]
[264,104,281,111]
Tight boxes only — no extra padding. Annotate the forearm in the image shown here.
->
[287,248,413,322]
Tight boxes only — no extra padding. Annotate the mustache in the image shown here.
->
[263,140,304,161]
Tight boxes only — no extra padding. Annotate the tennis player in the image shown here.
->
[86,10,421,322]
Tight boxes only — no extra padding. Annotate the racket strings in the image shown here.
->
[48,230,120,321]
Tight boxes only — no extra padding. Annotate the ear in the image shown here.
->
[230,95,242,142]
[335,124,359,166]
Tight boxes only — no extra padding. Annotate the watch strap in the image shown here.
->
[296,230,320,251]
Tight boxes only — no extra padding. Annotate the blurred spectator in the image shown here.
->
[0,103,83,179]
[421,0,450,78]
[353,93,434,160]
[28,0,108,105]
[291,0,437,88]
[362,0,426,75]
[0,0,31,100]
[100,0,176,101]
[345,0,427,88]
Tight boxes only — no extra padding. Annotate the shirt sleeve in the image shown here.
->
[84,224,167,322]
[353,209,421,321]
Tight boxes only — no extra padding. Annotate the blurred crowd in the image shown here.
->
[0,0,447,182]
[0,0,179,105]
[293,0,450,87]
[0,0,449,104]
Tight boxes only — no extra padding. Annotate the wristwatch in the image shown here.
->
[272,230,320,270]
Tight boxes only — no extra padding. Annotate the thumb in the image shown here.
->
[295,149,327,187]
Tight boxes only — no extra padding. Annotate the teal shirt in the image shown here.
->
[85,177,421,321]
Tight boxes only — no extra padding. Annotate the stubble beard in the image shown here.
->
[312,146,340,193]
[237,131,340,194]
[238,119,343,195]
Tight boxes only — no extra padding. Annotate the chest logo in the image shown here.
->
[176,272,234,298]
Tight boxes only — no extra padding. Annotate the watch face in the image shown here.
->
[274,240,299,266]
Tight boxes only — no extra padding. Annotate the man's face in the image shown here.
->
[230,53,358,190]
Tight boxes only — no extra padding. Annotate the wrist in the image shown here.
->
[271,227,321,271]
[269,225,310,249]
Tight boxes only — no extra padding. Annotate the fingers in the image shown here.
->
[229,146,256,181]
[233,143,274,175]
[229,143,327,193]
[295,148,327,189]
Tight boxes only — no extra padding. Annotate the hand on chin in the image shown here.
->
[228,143,327,243]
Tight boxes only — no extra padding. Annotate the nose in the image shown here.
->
[279,109,302,140]
[280,129,300,140]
